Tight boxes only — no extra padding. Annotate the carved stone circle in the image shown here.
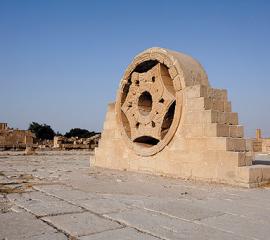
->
[115,48,189,156]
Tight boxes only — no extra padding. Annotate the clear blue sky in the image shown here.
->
[0,0,269,137]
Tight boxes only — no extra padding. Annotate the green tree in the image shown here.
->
[65,128,96,138]
[28,122,55,140]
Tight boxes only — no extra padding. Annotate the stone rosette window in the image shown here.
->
[116,49,185,156]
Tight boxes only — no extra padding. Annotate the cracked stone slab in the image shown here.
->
[0,212,67,240]
[8,191,83,217]
[75,197,131,214]
[181,197,270,224]
[106,209,247,240]
[99,192,225,220]
[42,212,122,237]
[198,213,270,240]
[97,193,173,209]
[79,227,160,240]
[93,193,222,220]
[34,184,98,202]
[139,198,223,221]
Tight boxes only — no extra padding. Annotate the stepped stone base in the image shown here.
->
[93,48,270,188]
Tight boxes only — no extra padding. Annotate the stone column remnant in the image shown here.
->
[256,129,262,140]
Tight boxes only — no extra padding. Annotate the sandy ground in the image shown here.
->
[0,150,270,240]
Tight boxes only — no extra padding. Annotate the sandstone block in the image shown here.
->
[208,88,228,101]
[229,125,244,138]
[103,120,117,130]
[226,138,246,152]
[204,123,229,137]
[224,101,232,112]
[185,85,207,99]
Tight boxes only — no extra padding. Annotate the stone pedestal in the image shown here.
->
[93,47,270,187]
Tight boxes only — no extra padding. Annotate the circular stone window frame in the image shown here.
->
[116,48,185,157]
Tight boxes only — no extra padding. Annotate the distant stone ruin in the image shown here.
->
[53,134,100,150]
[0,123,34,150]
[246,129,270,153]
[94,47,270,187]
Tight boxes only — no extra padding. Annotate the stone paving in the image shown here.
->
[0,151,270,240]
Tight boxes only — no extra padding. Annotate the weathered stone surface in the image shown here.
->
[34,184,97,201]
[176,196,270,224]
[79,227,159,240]
[76,198,130,214]
[94,47,270,187]
[8,191,83,217]
[199,213,270,240]
[42,212,122,237]
[0,152,270,240]
[1,152,270,239]
[106,209,247,240]
[0,212,67,240]
[138,198,223,221]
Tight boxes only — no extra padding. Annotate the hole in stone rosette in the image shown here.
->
[135,80,140,86]
[133,60,159,73]
[121,111,131,138]
[138,91,153,116]
[159,98,164,104]
[134,136,160,148]
[121,79,132,105]
[161,101,176,139]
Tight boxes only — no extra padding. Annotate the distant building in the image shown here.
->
[0,123,34,150]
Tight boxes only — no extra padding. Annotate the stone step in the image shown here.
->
[238,164,270,187]
[211,111,238,125]
[185,85,228,102]
[207,137,246,152]
[204,123,244,138]
[187,97,231,112]
[176,137,246,152]
[185,110,238,125]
